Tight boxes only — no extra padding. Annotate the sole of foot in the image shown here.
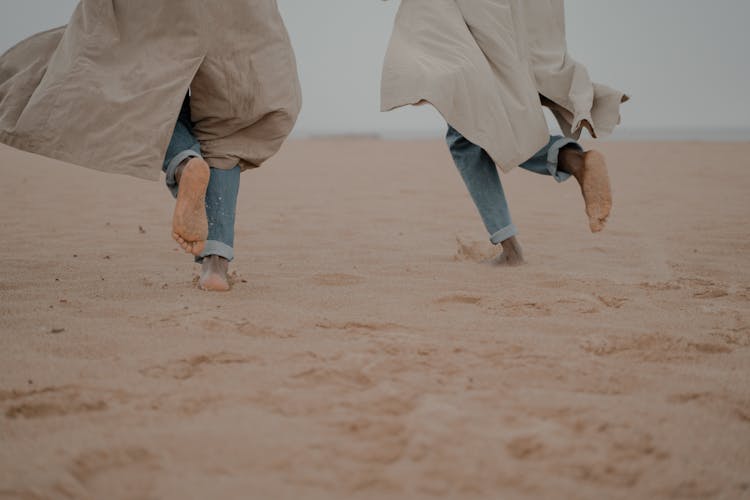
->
[580,150,613,233]
[172,158,210,256]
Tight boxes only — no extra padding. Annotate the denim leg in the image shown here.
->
[163,96,202,198]
[518,135,582,183]
[198,166,241,262]
[446,126,517,244]
[163,96,240,262]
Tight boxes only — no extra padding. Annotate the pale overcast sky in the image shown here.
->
[1,0,749,139]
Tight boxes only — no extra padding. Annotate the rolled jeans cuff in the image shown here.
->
[546,137,582,183]
[165,149,202,198]
[196,240,234,263]
[490,224,518,245]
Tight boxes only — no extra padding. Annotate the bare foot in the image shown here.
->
[580,151,613,232]
[486,236,525,266]
[172,158,209,256]
[560,148,613,233]
[199,255,230,292]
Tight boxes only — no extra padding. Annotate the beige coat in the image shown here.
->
[381,0,627,172]
[0,0,301,181]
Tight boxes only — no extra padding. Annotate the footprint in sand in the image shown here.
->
[582,333,733,361]
[735,408,750,423]
[435,294,482,306]
[330,417,411,465]
[290,366,374,390]
[597,296,628,309]
[70,447,160,497]
[693,289,729,299]
[139,352,259,381]
[667,392,713,404]
[502,301,553,317]
[506,435,547,460]
[2,386,110,420]
[710,326,750,347]
[676,277,730,299]
[311,273,365,286]
[638,281,681,292]
[200,317,295,339]
[315,320,412,332]
[687,342,733,354]
[667,392,750,424]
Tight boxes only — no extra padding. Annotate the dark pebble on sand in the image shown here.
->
[28,380,33,385]
[50,328,65,334]
[139,226,146,234]
[104,255,111,260]
[73,254,78,258]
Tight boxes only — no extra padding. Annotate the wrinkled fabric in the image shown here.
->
[0,0,301,181]
[381,0,627,172]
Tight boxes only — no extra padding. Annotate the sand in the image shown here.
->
[0,139,749,499]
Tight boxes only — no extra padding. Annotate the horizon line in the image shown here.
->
[292,127,750,143]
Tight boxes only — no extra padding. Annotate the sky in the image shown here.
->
[1,0,749,139]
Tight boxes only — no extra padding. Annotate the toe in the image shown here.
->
[589,216,608,233]
[174,233,187,247]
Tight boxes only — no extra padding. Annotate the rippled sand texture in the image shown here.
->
[1,140,749,499]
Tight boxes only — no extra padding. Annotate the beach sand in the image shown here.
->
[0,139,748,499]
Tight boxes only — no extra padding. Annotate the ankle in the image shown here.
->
[558,146,585,179]
[500,235,522,255]
[493,236,525,266]
[202,255,230,273]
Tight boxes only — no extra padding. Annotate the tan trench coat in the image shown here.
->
[381,0,628,172]
[0,0,301,181]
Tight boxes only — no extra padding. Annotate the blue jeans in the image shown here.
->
[446,126,582,244]
[163,97,240,262]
